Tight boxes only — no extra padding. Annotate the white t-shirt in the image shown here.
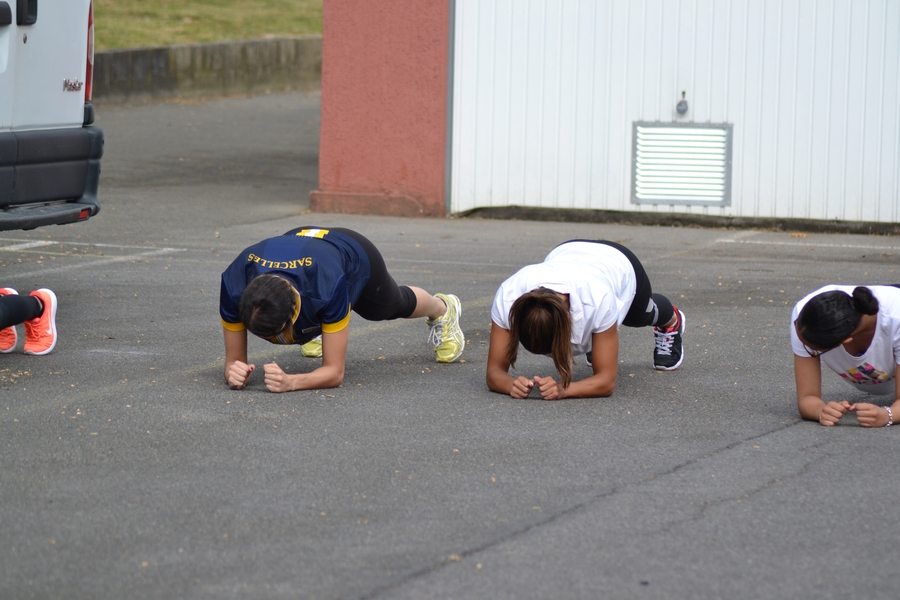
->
[491,241,637,355]
[790,285,900,395]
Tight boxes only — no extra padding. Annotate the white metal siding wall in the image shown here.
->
[450,0,900,222]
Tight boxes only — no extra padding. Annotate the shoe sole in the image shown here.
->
[300,335,323,357]
[653,310,684,371]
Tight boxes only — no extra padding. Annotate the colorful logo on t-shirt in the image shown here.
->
[838,362,892,385]
[296,228,330,238]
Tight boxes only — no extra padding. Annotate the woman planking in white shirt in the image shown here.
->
[487,240,685,400]
[792,285,900,427]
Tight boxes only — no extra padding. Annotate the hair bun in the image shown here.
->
[850,286,879,315]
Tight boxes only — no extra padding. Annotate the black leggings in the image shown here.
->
[0,294,42,329]
[286,227,417,321]
[562,240,675,328]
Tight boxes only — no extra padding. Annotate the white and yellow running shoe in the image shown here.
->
[427,293,464,363]
[300,335,323,358]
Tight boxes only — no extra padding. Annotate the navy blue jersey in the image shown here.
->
[220,228,371,344]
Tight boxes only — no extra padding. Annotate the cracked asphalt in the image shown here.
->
[2,90,899,600]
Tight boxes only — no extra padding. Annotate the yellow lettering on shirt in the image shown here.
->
[246,254,313,269]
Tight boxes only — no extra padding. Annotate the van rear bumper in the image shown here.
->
[0,126,104,230]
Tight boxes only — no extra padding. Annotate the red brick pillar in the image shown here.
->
[310,0,452,217]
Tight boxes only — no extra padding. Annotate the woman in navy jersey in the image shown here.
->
[220,227,464,392]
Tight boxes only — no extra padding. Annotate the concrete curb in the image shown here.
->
[460,206,900,236]
[93,36,322,104]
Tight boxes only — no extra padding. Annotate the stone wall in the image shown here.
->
[93,36,322,103]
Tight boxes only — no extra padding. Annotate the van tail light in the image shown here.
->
[85,1,94,102]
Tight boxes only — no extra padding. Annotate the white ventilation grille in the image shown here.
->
[632,123,733,206]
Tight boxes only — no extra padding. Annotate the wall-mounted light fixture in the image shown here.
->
[676,91,688,115]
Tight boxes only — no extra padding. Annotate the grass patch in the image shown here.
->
[94,0,322,51]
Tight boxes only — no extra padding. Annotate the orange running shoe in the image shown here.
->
[0,288,18,353]
[24,288,58,356]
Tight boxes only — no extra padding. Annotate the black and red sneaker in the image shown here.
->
[653,309,685,371]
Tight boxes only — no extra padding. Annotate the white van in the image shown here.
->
[0,0,103,230]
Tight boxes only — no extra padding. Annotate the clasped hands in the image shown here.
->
[510,375,564,401]
[226,360,292,393]
[819,400,892,427]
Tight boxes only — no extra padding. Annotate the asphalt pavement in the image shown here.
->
[2,90,900,600]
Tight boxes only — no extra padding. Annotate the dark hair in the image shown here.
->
[506,287,574,387]
[797,286,879,349]
[240,274,298,339]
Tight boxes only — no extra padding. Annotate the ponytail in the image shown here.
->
[797,286,878,349]
[507,288,574,387]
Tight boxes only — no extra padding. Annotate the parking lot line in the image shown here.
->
[0,240,60,251]
[1,247,186,281]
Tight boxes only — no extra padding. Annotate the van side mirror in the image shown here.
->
[0,2,12,26]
